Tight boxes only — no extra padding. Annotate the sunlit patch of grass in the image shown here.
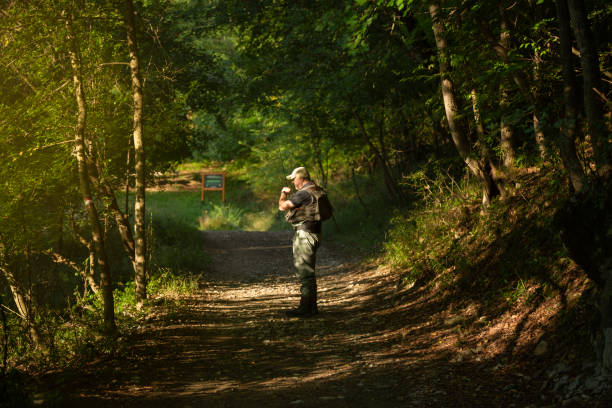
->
[199,203,244,230]
[148,267,200,300]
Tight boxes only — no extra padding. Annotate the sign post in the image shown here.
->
[201,171,226,202]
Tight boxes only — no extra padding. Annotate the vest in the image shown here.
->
[285,184,330,225]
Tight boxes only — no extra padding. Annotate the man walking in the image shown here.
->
[278,166,322,317]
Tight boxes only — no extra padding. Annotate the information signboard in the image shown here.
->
[201,171,226,202]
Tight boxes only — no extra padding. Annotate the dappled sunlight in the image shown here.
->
[50,229,601,407]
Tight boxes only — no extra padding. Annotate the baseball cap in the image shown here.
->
[286,166,310,180]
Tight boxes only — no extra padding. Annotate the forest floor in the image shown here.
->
[36,228,610,407]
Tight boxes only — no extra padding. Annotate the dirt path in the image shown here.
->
[47,230,576,407]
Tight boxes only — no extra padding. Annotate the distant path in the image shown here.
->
[53,230,558,407]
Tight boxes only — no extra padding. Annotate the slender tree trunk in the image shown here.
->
[429,2,499,206]
[125,137,132,215]
[86,244,99,295]
[65,12,116,335]
[471,88,503,203]
[82,143,138,275]
[498,5,517,169]
[602,273,612,373]
[556,0,586,193]
[532,49,548,160]
[100,181,136,269]
[0,266,42,348]
[124,0,147,307]
[566,0,610,172]
[500,85,516,169]
[46,249,99,296]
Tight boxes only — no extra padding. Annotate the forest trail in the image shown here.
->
[49,230,558,407]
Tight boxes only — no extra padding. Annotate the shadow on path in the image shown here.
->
[51,231,563,407]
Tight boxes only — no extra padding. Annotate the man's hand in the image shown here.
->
[279,186,295,211]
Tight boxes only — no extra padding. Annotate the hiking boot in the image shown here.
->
[285,295,315,317]
[310,284,319,315]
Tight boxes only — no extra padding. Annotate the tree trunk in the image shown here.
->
[556,0,586,193]
[556,179,612,372]
[125,136,132,215]
[124,0,147,308]
[87,246,97,295]
[429,2,499,207]
[500,84,516,169]
[46,249,99,296]
[0,266,42,348]
[532,49,548,160]
[602,273,612,373]
[81,142,138,277]
[471,88,503,203]
[566,0,610,172]
[65,12,116,335]
[498,5,517,169]
[100,181,136,269]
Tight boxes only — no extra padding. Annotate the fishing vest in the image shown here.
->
[285,184,333,225]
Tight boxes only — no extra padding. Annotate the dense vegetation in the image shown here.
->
[0,0,611,402]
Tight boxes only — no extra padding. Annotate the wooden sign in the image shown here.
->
[201,171,226,202]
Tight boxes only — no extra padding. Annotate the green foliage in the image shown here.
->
[199,204,244,230]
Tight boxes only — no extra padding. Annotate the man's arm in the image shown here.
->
[279,187,295,211]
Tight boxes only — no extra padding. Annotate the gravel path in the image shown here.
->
[49,230,601,407]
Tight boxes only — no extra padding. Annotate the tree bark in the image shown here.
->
[65,12,116,335]
[556,180,612,373]
[566,0,610,172]
[556,0,586,193]
[532,49,548,161]
[124,0,147,308]
[498,5,517,169]
[471,88,503,203]
[0,266,42,348]
[81,144,138,279]
[429,2,499,207]
[100,180,136,269]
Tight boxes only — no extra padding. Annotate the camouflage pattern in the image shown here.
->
[292,229,321,297]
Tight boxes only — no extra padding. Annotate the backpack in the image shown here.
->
[306,184,334,222]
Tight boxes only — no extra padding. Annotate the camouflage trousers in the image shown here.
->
[292,229,321,297]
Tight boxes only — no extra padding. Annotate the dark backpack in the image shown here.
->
[307,185,334,222]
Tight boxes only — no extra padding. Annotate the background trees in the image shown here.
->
[1,0,611,372]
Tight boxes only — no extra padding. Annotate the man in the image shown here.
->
[278,166,321,317]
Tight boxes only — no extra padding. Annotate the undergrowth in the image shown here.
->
[1,191,208,375]
[384,164,578,311]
